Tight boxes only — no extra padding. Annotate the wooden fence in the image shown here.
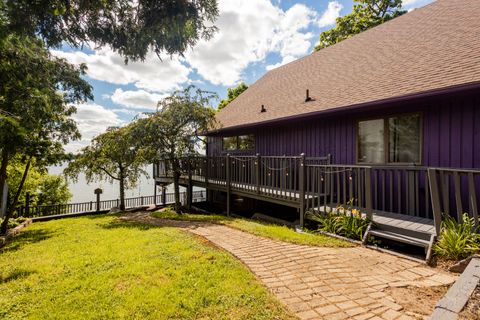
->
[15,191,206,218]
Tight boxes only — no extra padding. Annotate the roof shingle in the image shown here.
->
[215,0,480,130]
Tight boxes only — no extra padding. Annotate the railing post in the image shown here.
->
[299,153,306,228]
[204,157,209,186]
[428,168,442,236]
[365,167,373,221]
[187,157,193,210]
[226,154,231,216]
[256,154,261,194]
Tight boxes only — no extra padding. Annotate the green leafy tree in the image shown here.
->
[6,158,71,210]
[35,175,71,206]
[133,86,217,211]
[218,82,248,110]
[0,34,91,234]
[1,0,219,61]
[65,126,147,211]
[314,0,406,51]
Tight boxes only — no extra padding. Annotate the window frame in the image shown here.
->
[222,134,255,152]
[356,112,423,165]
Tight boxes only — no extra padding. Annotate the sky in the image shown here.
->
[52,0,434,153]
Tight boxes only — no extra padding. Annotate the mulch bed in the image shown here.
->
[460,285,480,320]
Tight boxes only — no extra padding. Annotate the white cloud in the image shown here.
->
[66,103,123,153]
[265,55,296,71]
[52,48,191,93]
[318,1,343,28]
[185,0,317,86]
[110,89,166,110]
[402,0,421,5]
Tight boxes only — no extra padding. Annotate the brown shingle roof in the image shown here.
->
[215,0,480,131]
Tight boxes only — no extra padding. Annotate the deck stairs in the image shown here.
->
[315,206,436,263]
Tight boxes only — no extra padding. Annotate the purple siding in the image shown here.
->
[208,91,480,169]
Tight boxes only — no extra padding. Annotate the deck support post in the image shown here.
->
[365,167,373,221]
[187,157,193,210]
[162,187,166,205]
[153,182,157,205]
[256,154,261,195]
[428,168,442,236]
[226,154,231,216]
[299,153,306,228]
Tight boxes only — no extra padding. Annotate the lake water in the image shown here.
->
[49,164,181,203]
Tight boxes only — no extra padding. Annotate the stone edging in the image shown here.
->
[430,254,480,319]
[0,219,32,248]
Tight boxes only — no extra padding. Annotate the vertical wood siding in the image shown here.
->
[208,92,480,169]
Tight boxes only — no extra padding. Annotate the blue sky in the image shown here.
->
[52,0,434,152]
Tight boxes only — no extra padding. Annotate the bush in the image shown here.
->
[0,217,20,231]
[308,200,370,241]
[433,213,480,261]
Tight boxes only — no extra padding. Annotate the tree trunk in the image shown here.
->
[9,156,32,213]
[1,155,30,234]
[0,150,9,218]
[119,169,125,211]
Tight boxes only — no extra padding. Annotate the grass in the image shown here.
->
[151,210,352,248]
[0,215,294,319]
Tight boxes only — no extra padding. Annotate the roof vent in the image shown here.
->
[305,89,314,102]
[261,104,267,112]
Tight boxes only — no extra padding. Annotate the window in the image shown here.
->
[358,119,385,164]
[357,114,421,164]
[388,114,421,163]
[222,136,237,151]
[222,135,255,151]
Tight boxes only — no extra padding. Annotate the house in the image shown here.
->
[155,0,480,260]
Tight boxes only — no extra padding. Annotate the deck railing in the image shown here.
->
[15,191,206,218]
[154,155,480,231]
[428,168,480,234]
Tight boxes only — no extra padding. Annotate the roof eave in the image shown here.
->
[208,81,480,135]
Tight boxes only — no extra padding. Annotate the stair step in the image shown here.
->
[368,229,431,248]
[374,223,432,241]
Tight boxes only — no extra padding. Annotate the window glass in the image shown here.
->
[358,119,385,163]
[238,135,255,150]
[388,114,421,163]
[222,136,237,150]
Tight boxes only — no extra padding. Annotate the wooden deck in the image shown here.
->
[153,155,480,261]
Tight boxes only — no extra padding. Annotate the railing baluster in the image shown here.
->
[468,172,479,227]
[453,171,463,220]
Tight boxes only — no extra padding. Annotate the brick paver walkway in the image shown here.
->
[122,213,456,320]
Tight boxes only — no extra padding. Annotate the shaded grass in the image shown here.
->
[0,215,294,319]
[152,210,352,248]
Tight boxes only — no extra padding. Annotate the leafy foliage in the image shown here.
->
[433,214,480,261]
[6,158,71,209]
[1,0,219,61]
[132,86,217,210]
[0,34,92,234]
[218,82,249,110]
[309,200,370,241]
[314,0,406,51]
[65,126,147,211]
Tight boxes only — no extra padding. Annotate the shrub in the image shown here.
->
[308,200,370,241]
[433,213,480,261]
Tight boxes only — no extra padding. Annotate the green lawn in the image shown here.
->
[152,210,351,248]
[0,215,294,320]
